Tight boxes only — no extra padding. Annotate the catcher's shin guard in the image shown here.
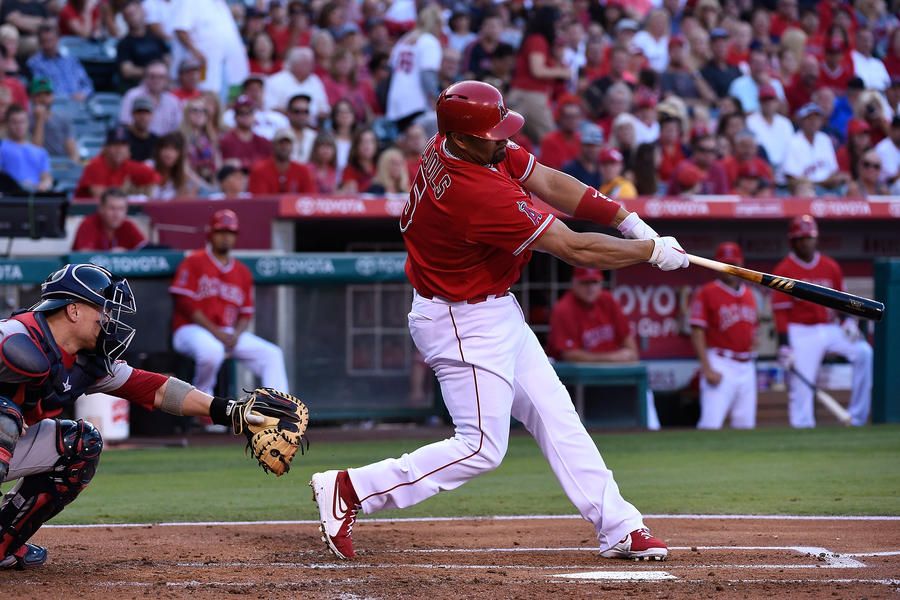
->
[0,419,102,557]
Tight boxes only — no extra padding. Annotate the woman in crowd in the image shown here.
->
[837,118,872,180]
[330,98,358,180]
[338,128,377,193]
[180,98,220,184]
[248,31,282,76]
[58,0,105,39]
[367,147,410,195]
[323,48,376,122]
[152,132,208,199]
[847,147,890,197]
[309,132,338,193]
[0,25,20,76]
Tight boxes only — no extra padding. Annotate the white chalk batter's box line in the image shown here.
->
[43,513,900,529]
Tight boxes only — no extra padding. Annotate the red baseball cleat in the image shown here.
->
[310,470,360,559]
[600,528,668,561]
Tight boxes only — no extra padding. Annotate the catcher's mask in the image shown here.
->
[31,263,137,374]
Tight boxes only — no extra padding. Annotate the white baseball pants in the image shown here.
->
[697,351,757,430]
[172,324,289,395]
[348,292,646,551]
[787,323,872,428]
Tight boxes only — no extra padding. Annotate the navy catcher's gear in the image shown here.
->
[29,263,136,373]
[0,334,50,382]
[0,542,47,569]
[0,398,23,481]
[0,419,102,557]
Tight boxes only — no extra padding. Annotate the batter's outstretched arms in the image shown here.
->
[523,162,659,241]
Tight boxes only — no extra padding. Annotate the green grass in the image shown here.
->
[40,425,900,524]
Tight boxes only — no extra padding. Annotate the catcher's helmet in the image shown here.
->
[209,208,240,234]
[436,80,524,141]
[788,214,818,240]
[30,263,136,372]
[714,241,744,266]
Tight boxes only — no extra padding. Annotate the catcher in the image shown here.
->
[0,263,307,569]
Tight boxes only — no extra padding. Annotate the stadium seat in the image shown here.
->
[87,92,123,123]
[78,134,106,160]
[59,36,114,61]
[51,158,84,193]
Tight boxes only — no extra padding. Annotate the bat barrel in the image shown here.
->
[761,274,885,321]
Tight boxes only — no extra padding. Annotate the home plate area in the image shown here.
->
[5,515,899,599]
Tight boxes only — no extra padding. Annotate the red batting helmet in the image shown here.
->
[436,80,524,140]
[714,242,744,266]
[209,209,240,234]
[788,214,818,240]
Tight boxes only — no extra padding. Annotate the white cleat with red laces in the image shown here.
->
[309,470,360,559]
[600,528,669,561]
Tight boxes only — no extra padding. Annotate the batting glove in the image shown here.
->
[617,212,659,240]
[648,236,689,271]
[777,345,794,370]
[841,318,861,342]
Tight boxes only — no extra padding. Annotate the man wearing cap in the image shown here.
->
[116,0,170,92]
[734,161,773,196]
[220,95,272,169]
[223,75,289,140]
[562,122,603,188]
[668,133,729,195]
[172,58,203,103]
[773,215,872,427]
[783,103,847,194]
[74,126,161,198]
[72,188,147,251]
[598,147,637,199]
[661,34,717,107]
[874,115,900,187]
[170,209,288,406]
[837,118,872,176]
[690,243,759,430]
[247,128,315,194]
[633,90,661,144]
[539,96,584,170]
[119,61,182,136]
[851,28,889,92]
[548,267,660,430]
[721,130,773,190]
[747,83,795,182]
[728,44,786,113]
[0,104,52,191]
[125,97,159,162]
[212,164,249,199]
[701,29,741,98]
[28,77,79,162]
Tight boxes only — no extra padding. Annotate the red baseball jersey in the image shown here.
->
[547,290,632,358]
[169,249,255,331]
[400,134,552,301]
[71,213,147,251]
[689,280,758,353]
[771,252,844,333]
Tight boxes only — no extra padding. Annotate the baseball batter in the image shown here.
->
[170,210,288,399]
[0,264,269,568]
[773,215,873,427]
[689,242,759,429]
[311,81,690,561]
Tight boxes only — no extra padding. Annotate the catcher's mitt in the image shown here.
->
[229,387,309,476]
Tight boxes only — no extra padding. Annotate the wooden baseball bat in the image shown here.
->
[687,254,884,322]
[789,366,852,426]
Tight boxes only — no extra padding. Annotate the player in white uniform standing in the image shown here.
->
[385,5,443,131]
[773,215,872,427]
[689,242,759,429]
[310,81,690,561]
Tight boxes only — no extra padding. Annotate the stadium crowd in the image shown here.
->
[0,0,899,200]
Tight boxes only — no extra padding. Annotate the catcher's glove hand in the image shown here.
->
[228,387,309,476]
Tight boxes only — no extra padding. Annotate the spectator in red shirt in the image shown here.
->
[172,57,203,102]
[248,31,282,76]
[786,54,820,113]
[58,0,103,39]
[75,126,161,198]
[338,128,377,193]
[734,161,774,196]
[819,39,855,90]
[668,134,730,195]
[219,95,271,169]
[269,1,312,59]
[770,0,801,40]
[657,114,687,184]
[538,95,583,170]
[72,188,147,251]
[247,128,315,195]
[309,132,338,193]
[837,118,871,178]
[721,130,774,189]
[884,28,900,79]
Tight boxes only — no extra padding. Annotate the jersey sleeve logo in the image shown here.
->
[517,200,543,226]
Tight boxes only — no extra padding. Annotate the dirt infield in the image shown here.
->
[4,516,899,599]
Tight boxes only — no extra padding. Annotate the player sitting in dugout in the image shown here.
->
[547,267,660,430]
[0,264,281,569]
